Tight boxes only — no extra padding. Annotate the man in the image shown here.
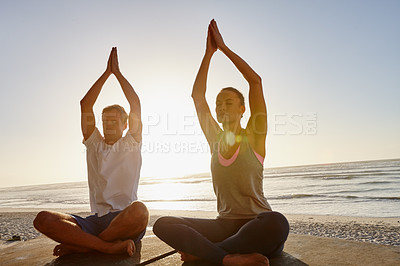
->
[34,47,148,257]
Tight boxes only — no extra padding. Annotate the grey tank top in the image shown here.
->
[211,130,272,219]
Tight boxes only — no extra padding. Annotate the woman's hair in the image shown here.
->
[220,87,245,106]
[102,104,129,124]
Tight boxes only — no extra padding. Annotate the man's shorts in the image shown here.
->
[71,211,145,243]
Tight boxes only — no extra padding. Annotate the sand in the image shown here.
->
[1,208,400,265]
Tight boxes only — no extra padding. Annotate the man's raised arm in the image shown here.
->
[110,47,142,143]
[80,49,113,141]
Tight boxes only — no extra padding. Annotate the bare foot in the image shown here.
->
[222,253,269,266]
[178,251,200,262]
[53,243,91,257]
[106,240,136,256]
[53,240,135,257]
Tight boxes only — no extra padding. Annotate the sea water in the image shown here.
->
[0,159,399,218]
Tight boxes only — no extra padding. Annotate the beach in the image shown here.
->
[1,208,400,265]
[1,159,399,265]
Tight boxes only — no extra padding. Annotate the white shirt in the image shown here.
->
[84,128,142,217]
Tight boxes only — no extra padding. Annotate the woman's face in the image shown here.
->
[216,90,245,124]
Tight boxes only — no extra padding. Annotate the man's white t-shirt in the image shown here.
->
[84,128,142,217]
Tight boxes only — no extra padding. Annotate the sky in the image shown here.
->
[0,0,399,187]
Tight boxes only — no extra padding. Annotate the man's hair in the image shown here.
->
[102,104,129,124]
[219,87,245,106]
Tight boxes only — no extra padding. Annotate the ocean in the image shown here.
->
[0,159,399,218]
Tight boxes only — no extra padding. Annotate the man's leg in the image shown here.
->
[33,211,135,256]
[98,201,149,242]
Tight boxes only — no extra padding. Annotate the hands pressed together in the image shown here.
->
[206,19,226,54]
[106,47,121,75]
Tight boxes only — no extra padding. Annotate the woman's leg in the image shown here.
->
[153,216,247,264]
[217,211,290,258]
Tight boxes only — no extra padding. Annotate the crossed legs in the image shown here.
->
[33,201,149,257]
[153,211,289,265]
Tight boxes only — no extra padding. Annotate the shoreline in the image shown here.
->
[1,207,399,224]
[2,208,400,265]
[1,208,399,247]
[1,207,399,220]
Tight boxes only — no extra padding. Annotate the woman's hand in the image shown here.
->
[209,19,226,50]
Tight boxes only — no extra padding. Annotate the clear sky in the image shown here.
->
[1,0,399,187]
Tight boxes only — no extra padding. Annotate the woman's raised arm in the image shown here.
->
[209,20,267,156]
[192,23,222,148]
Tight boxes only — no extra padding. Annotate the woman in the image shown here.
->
[153,20,289,266]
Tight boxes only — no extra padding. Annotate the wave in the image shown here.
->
[272,194,315,199]
[339,195,400,201]
[142,198,216,202]
[7,194,399,208]
[140,178,211,185]
[32,199,89,205]
[140,169,399,184]
[143,194,400,202]
[0,181,88,192]
[263,162,400,180]
[264,159,400,174]
[329,187,393,194]
[269,193,400,201]
[322,175,355,180]
[363,196,400,201]
[359,181,393,185]
[264,170,399,180]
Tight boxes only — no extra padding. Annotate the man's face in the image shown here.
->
[102,110,126,144]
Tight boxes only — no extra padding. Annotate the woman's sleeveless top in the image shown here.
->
[211,130,272,219]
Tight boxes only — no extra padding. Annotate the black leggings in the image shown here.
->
[153,211,289,265]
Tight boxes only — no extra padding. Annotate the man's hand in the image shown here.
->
[110,47,121,75]
[206,22,217,54]
[106,48,113,75]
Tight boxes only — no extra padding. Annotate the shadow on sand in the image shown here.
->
[181,251,308,266]
[46,242,142,266]
[46,243,307,266]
